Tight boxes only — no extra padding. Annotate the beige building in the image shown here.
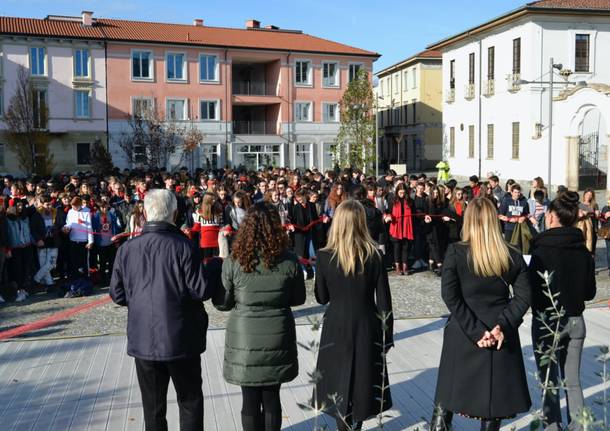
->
[375,49,442,172]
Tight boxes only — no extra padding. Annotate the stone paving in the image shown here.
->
[1,265,609,340]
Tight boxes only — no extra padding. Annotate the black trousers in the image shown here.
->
[241,385,281,416]
[391,238,410,264]
[97,245,116,281]
[69,241,88,279]
[134,356,204,431]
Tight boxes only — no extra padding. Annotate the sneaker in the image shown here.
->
[15,290,27,302]
[0,294,5,303]
[303,270,309,281]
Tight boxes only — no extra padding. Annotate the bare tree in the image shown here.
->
[118,101,203,171]
[4,66,55,175]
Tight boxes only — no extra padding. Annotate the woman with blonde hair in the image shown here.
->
[431,197,531,431]
[314,199,393,431]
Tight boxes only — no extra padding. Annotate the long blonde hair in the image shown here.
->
[323,199,379,276]
[462,198,512,277]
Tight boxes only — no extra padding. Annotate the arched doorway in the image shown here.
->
[578,107,608,190]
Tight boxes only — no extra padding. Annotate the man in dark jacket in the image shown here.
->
[110,189,219,431]
[350,185,384,244]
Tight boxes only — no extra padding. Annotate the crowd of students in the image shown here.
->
[0,166,607,304]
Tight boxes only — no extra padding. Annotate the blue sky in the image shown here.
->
[1,0,528,72]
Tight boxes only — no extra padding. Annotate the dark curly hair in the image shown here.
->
[231,202,289,273]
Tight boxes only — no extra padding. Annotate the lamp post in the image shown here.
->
[518,57,585,195]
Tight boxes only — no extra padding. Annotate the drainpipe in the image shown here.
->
[225,48,229,168]
[104,41,110,152]
[287,51,292,168]
[477,38,483,178]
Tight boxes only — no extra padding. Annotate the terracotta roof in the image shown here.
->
[428,0,610,50]
[527,0,610,9]
[0,16,379,58]
[376,49,441,76]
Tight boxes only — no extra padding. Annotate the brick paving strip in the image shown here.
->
[0,295,112,341]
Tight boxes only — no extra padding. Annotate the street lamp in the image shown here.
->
[517,57,586,194]
[375,94,384,177]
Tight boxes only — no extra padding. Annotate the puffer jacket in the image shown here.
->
[217,251,306,386]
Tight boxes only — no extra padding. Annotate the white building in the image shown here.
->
[428,0,610,192]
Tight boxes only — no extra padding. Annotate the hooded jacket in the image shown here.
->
[528,226,596,316]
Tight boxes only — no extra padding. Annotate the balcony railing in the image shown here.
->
[232,81,277,96]
[507,73,521,92]
[464,83,475,100]
[445,88,455,103]
[483,79,495,97]
[232,120,278,135]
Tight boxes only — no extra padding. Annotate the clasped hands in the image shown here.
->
[476,325,504,350]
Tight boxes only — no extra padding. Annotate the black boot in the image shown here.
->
[480,419,501,431]
[241,413,261,431]
[264,412,282,431]
[430,407,453,431]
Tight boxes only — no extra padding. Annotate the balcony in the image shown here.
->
[233,81,277,96]
[483,79,495,97]
[445,88,455,103]
[233,121,279,135]
[507,73,521,92]
[464,83,475,100]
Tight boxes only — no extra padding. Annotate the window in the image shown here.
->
[449,60,455,89]
[575,34,590,72]
[403,70,408,89]
[166,99,187,121]
[74,49,90,78]
[30,47,45,76]
[412,100,417,124]
[449,127,455,158]
[77,143,91,165]
[513,38,521,74]
[512,122,520,159]
[411,68,417,89]
[322,142,336,170]
[393,75,399,94]
[0,143,4,166]
[33,89,47,129]
[468,125,475,158]
[295,102,312,121]
[487,124,494,159]
[132,50,153,80]
[132,97,154,117]
[487,46,495,80]
[349,63,363,82]
[200,100,218,120]
[74,90,91,118]
[322,62,339,87]
[295,60,311,85]
[380,79,385,96]
[199,54,218,82]
[295,144,312,169]
[322,103,338,122]
[468,53,475,85]
[166,53,186,81]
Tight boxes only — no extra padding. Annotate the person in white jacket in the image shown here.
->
[63,196,93,279]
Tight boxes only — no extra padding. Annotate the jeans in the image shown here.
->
[532,315,586,431]
[34,248,58,286]
[134,356,204,431]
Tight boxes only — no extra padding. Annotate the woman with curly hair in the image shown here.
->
[216,202,306,431]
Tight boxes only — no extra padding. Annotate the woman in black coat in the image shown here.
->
[431,198,532,431]
[314,199,393,431]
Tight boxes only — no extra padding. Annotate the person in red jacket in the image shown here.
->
[191,192,225,259]
[385,183,414,275]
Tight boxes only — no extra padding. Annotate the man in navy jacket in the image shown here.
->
[110,189,219,431]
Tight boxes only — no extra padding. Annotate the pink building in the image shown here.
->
[103,17,379,170]
[0,12,379,173]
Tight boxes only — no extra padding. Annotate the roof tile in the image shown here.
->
[527,0,610,9]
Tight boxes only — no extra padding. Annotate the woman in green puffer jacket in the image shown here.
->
[216,202,306,431]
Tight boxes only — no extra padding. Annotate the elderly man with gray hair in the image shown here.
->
[110,189,219,431]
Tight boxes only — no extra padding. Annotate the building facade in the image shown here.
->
[0,12,378,174]
[0,13,107,174]
[375,50,443,172]
[429,0,610,191]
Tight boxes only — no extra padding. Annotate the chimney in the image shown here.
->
[265,25,279,30]
[193,18,204,26]
[81,10,93,27]
[245,19,260,29]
